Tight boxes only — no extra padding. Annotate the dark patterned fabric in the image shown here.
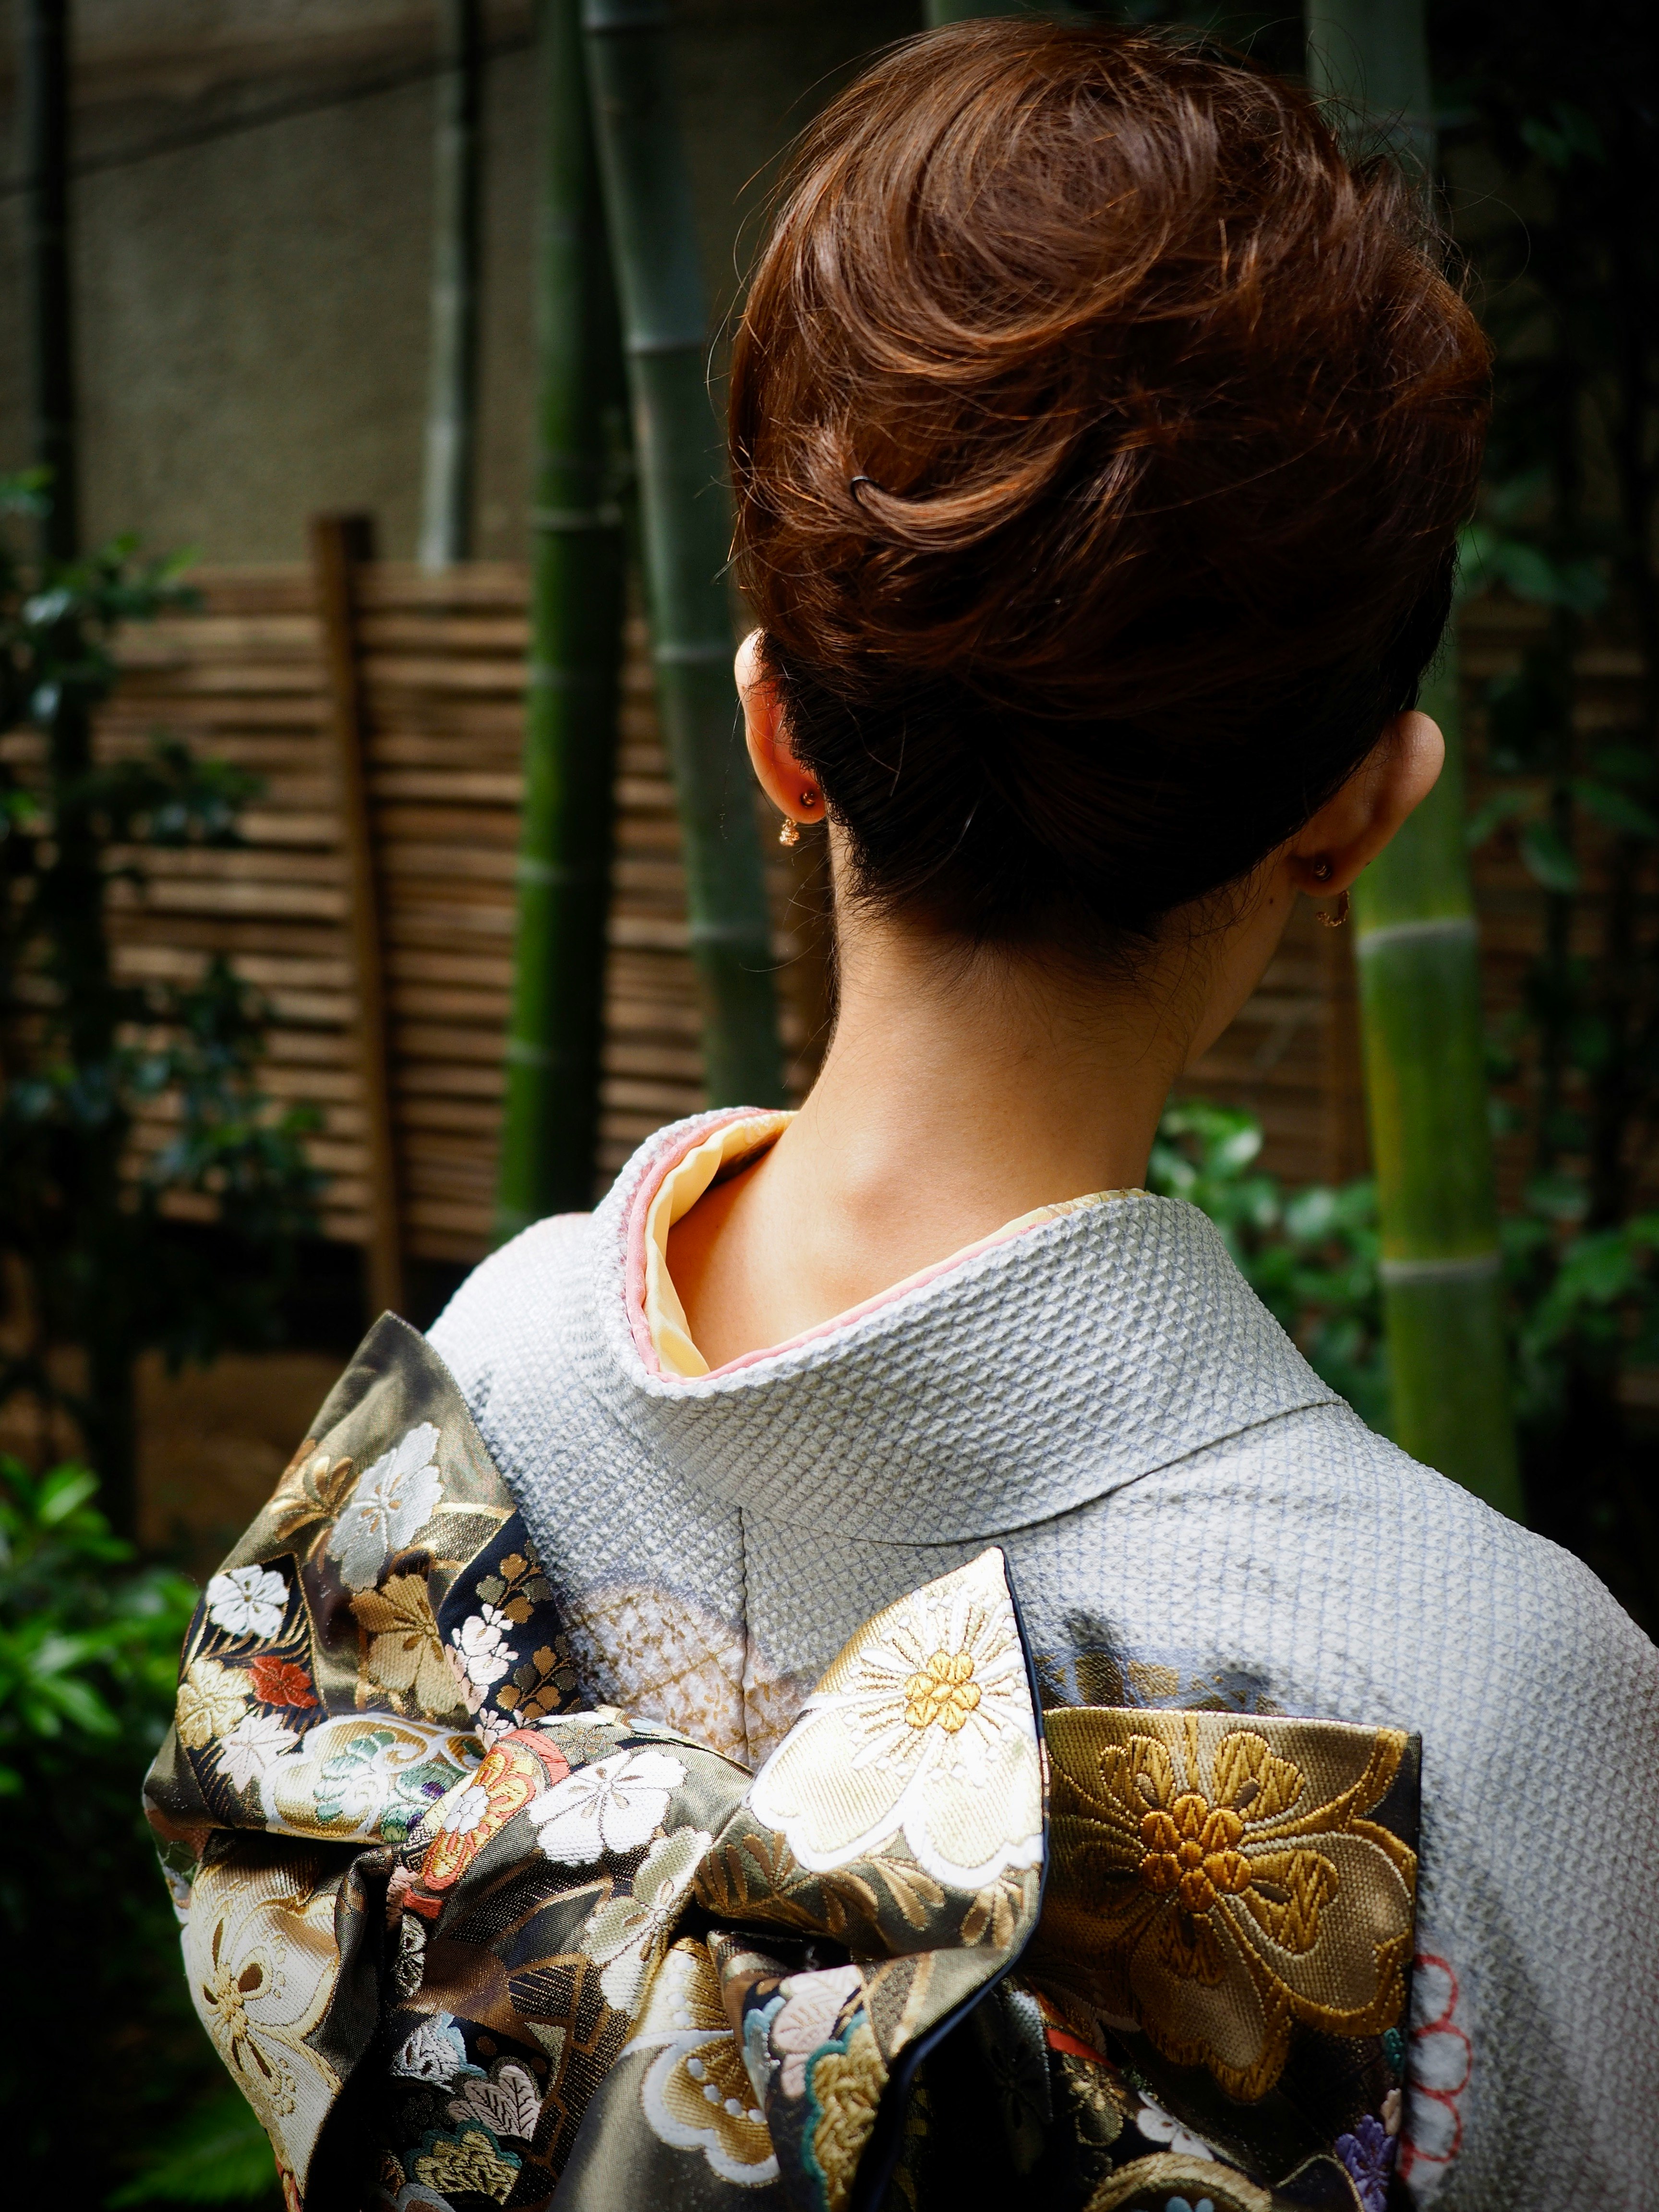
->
[145,1318,1419,2212]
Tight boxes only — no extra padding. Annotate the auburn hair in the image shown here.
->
[729,19,1491,949]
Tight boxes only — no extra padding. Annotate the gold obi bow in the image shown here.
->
[144,1318,1419,2212]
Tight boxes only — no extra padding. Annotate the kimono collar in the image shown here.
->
[577,1110,1338,1546]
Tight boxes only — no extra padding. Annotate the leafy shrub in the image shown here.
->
[1148,1100,1388,1432]
[0,1457,276,2206]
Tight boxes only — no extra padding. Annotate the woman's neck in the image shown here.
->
[666,902,1194,1371]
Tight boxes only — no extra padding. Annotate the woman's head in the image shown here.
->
[730,19,1489,957]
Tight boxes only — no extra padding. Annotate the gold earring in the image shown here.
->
[1317,889,1350,929]
[778,816,800,848]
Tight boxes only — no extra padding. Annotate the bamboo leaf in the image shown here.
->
[1518,819,1580,891]
[1467,787,1536,847]
[1570,778,1659,838]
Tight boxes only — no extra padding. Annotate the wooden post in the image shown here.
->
[310,513,406,1319]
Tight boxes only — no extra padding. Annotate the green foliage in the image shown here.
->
[1148,1101,1389,1433]
[108,2093,280,2207]
[0,479,322,1527]
[0,1456,276,2206]
[1433,0,1659,1591]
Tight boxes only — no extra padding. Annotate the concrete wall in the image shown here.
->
[0,0,914,561]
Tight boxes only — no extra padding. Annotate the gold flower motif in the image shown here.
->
[351,1573,469,1719]
[177,1656,250,1750]
[263,1439,355,1550]
[627,1939,778,2186]
[411,2126,519,2203]
[1032,1710,1416,2102]
[809,2017,888,2212]
[183,1847,344,2184]
[902,1650,981,1734]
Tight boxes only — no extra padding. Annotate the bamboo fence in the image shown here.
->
[85,561,1652,1284]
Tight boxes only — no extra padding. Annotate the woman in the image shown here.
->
[148,22,1656,2212]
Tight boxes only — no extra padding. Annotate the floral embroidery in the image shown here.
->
[216,1710,300,1791]
[527,1747,686,1866]
[176,1655,250,1748]
[771,1966,863,2098]
[627,1940,777,2186]
[410,2121,520,2202]
[1135,2097,1221,2164]
[205,1564,289,1642]
[327,1423,443,1592]
[264,1439,355,1548]
[747,1549,1043,1889]
[352,1574,468,1719]
[256,1715,478,1844]
[903,1647,982,1733]
[447,1604,514,1710]
[417,1733,570,1890]
[582,1825,712,2012]
[1038,1709,1416,2101]
[1335,2111,1395,2211]
[391,2014,469,2084]
[447,2061,542,2140]
[248,1655,316,1709]
[1399,1952,1471,2196]
[804,2014,887,2212]
[183,1852,343,2179]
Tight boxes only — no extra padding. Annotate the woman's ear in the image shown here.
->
[735,631,824,827]
[1286,709,1445,897]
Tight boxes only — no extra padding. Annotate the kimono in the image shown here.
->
[147,1110,1659,2210]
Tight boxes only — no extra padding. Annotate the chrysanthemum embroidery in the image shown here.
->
[1037,1709,1416,2101]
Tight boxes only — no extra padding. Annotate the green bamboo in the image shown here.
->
[495,0,629,1236]
[419,0,483,568]
[582,0,783,1109]
[1306,1,1522,1511]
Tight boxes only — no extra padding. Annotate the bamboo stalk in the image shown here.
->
[1306,0,1522,1512]
[311,513,407,1319]
[494,0,630,1234]
[419,0,483,569]
[22,0,77,558]
[581,0,782,1110]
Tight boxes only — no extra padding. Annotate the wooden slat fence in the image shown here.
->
[98,558,827,1270]
[92,570,1652,1283]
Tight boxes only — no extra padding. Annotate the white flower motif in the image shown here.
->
[204,1564,289,1642]
[582,1826,712,2012]
[526,1747,685,1866]
[438,1782,492,1838]
[747,1548,1042,1888]
[447,1603,515,1712]
[1136,2097,1221,2163]
[216,1709,300,1791]
[327,1423,443,1592]
[391,2012,470,2084]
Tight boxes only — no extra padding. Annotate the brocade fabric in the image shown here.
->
[420,1110,1659,2209]
[146,1318,1425,2212]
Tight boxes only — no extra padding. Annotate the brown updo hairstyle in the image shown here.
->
[729,19,1491,952]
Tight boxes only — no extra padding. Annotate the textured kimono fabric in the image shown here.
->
[145,1318,1425,2212]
